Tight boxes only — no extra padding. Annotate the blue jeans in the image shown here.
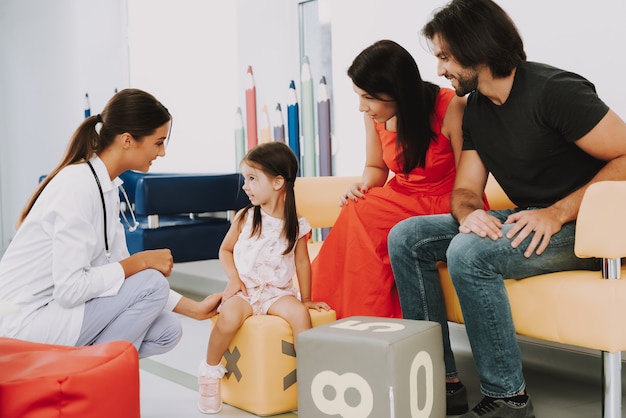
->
[388,210,600,398]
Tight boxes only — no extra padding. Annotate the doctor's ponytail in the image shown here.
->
[17,89,170,227]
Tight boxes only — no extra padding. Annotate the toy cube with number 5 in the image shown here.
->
[296,316,445,418]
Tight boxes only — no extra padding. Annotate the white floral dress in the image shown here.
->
[232,208,311,315]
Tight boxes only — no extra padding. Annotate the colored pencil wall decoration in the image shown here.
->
[84,93,91,118]
[273,103,285,143]
[234,107,246,168]
[300,56,316,177]
[259,104,272,143]
[317,76,332,176]
[245,66,258,150]
[287,80,301,175]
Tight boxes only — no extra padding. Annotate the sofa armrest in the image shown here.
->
[575,181,626,261]
[294,176,361,229]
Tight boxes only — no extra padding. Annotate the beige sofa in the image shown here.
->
[294,175,626,418]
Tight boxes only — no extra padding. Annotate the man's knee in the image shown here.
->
[388,217,413,252]
[447,234,478,273]
[446,233,500,280]
[390,214,457,256]
[388,216,432,253]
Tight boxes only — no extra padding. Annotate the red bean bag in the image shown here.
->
[0,338,139,418]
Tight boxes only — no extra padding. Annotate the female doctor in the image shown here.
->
[0,88,221,358]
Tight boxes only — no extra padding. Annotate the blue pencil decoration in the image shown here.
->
[84,93,91,118]
[287,80,301,176]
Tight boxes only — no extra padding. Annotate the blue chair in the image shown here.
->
[119,171,249,263]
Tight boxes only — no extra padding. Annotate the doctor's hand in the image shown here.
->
[141,249,174,277]
[121,249,174,278]
[173,293,222,320]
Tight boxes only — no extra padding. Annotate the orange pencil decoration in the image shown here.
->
[259,104,272,143]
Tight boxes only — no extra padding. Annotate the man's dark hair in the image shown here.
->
[423,0,526,77]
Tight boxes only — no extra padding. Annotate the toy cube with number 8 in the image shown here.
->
[296,316,445,418]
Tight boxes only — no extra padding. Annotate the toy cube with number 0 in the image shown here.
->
[297,316,445,418]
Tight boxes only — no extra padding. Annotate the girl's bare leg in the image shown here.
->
[268,295,312,349]
[206,296,253,365]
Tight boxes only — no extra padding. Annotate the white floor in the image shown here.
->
[139,260,626,417]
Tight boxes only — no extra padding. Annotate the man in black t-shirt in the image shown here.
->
[388,0,626,417]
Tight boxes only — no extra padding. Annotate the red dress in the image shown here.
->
[311,88,457,319]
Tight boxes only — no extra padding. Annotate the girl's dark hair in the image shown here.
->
[19,88,171,225]
[423,0,526,78]
[238,142,300,255]
[348,39,440,173]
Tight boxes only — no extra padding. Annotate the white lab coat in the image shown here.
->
[0,156,181,345]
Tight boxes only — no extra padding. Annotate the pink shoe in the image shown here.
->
[198,376,222,414]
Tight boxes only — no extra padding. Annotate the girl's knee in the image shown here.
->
[270,298,311,329]
[291,304,313,329]
[216,298,252,331]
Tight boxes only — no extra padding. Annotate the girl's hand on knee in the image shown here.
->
[223,279,247,301]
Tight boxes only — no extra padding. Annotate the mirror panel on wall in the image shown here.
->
[298,0,334,175]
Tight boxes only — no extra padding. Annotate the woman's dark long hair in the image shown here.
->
[423,0,526,78]
[348,39,440,173]
[238,142,300,255]
[18,88,171,225]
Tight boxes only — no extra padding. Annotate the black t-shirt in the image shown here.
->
[463,61,608,208]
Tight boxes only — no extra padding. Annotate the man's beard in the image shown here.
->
[454,71,479,97]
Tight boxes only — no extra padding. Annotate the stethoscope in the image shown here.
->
[87,161,139,261]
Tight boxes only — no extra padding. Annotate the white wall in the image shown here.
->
[2,0,626,251]
[327,0,626,176]
[126,0,238,174]
[0,0,129,251]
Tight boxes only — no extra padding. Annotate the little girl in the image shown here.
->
[197,142,330,414]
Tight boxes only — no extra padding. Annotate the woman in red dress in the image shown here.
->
[311,40,466,319]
